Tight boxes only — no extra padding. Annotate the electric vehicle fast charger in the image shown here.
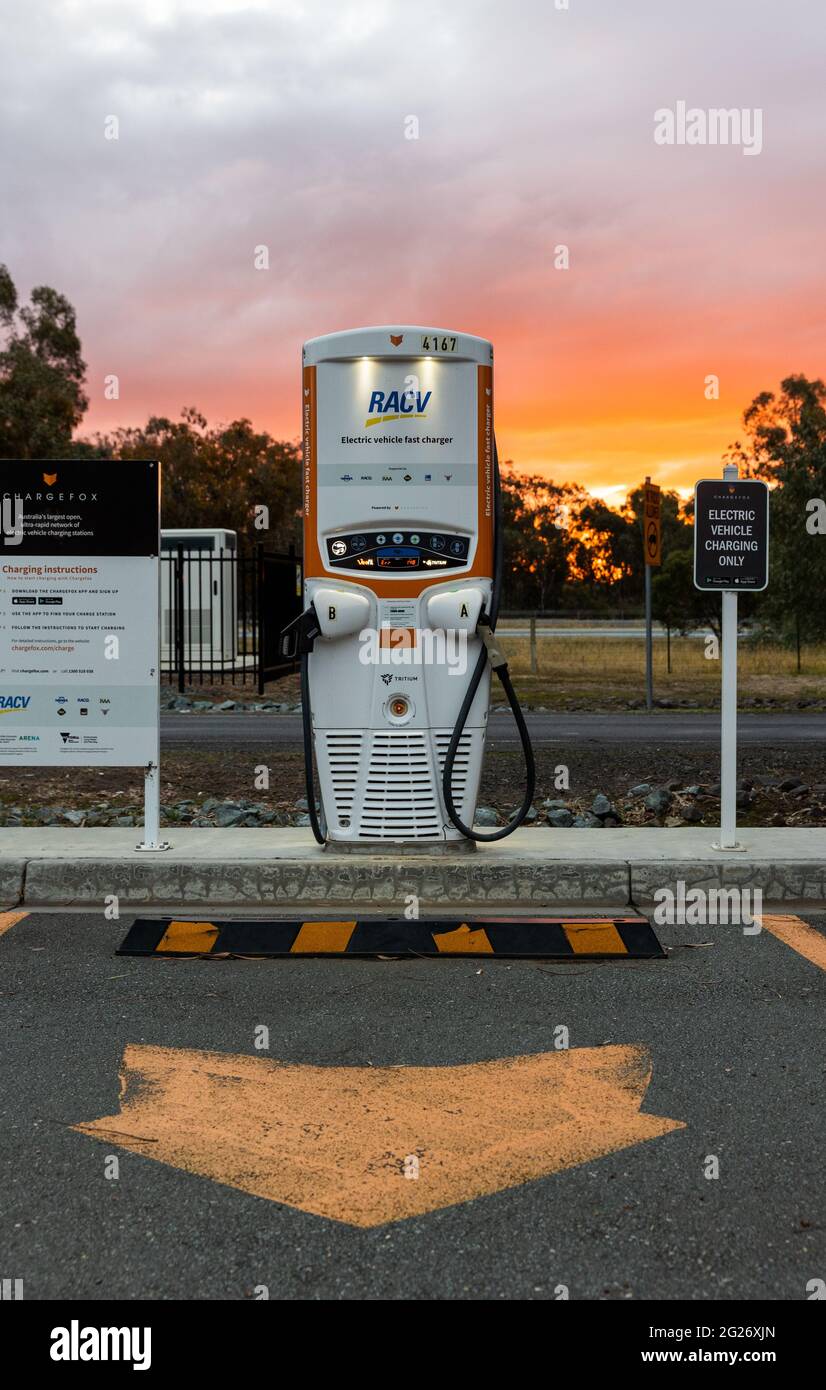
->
[282,326,534,847]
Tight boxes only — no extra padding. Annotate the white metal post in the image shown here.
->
[714,462,743,851]
[139,761,162,850]
[718,589,740,849]
[136,502,171,852]
[136,683,170,852]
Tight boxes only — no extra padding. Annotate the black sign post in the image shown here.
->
[694,470,770,850]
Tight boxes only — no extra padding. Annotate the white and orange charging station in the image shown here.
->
[283,326,533,847]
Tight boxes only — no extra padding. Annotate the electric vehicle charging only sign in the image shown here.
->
[693,479,769,591]
[0,460,159,766]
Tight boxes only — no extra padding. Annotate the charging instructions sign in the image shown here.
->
[693,478,769,590]
[0,460,159,766]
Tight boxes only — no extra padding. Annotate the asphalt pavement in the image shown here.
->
[0,907,822,1300]
[160,710,824,747]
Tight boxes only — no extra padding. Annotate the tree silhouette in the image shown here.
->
[0,264,88,458]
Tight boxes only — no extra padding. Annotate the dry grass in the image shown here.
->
[166,643,826,711]
[500,636,826,706]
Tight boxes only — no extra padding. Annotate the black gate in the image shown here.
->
[258,546,303,690]
[161,543,302,692]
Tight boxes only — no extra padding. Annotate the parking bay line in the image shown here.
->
[762,914,826,973]
[0,911,28,938]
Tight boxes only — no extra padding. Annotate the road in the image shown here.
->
[497,627,717,640]
[160,711,823,748]
[0,907,822,1299]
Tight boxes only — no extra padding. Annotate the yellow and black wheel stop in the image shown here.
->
[117,916,664,959]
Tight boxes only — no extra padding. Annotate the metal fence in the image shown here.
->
[160,544,302,692]
[499,608,646,621]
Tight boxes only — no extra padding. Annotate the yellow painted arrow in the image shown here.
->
[74,1043,685,1228]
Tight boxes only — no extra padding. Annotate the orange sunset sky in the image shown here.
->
[2,0,824,505]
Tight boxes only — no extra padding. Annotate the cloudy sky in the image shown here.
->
[1,0,824,500]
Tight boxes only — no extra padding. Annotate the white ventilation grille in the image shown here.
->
[317,726,485,841]
[434,731,474,820]
[322,731,364,827]
[359,731,441,839]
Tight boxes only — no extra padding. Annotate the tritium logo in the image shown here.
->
[50,1321,151,1371]
[366,388,431,428]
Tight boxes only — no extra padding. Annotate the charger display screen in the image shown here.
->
[326,531,469,571]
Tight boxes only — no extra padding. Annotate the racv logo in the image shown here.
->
[0,694,31,712]
[365,387,431,428]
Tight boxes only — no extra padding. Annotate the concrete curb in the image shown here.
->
[0,827,823,910]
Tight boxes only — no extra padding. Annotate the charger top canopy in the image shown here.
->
[302,326,494,597]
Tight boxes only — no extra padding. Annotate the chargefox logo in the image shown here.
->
[366,388,431,428]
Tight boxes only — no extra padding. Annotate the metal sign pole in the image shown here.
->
[718,588,740,849]
[644,563,653,711]
[137,489,171,853]
[714,462,743,852]
[137,708,170,855]
[642,476,661,712]
[139,761,164,851]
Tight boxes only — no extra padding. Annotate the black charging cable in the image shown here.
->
[441,444,536,841]
[281,608,326,845]
[299,652,326,845]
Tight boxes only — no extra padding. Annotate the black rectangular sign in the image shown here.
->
[0,459,159,556]
[0,458,159,768]
[693,478,769,591]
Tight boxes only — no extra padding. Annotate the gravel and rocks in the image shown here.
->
[3,736,825,830]
[644,787,673,817]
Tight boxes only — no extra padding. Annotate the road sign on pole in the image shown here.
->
[694,470,770,850]
[643,480,662,567]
